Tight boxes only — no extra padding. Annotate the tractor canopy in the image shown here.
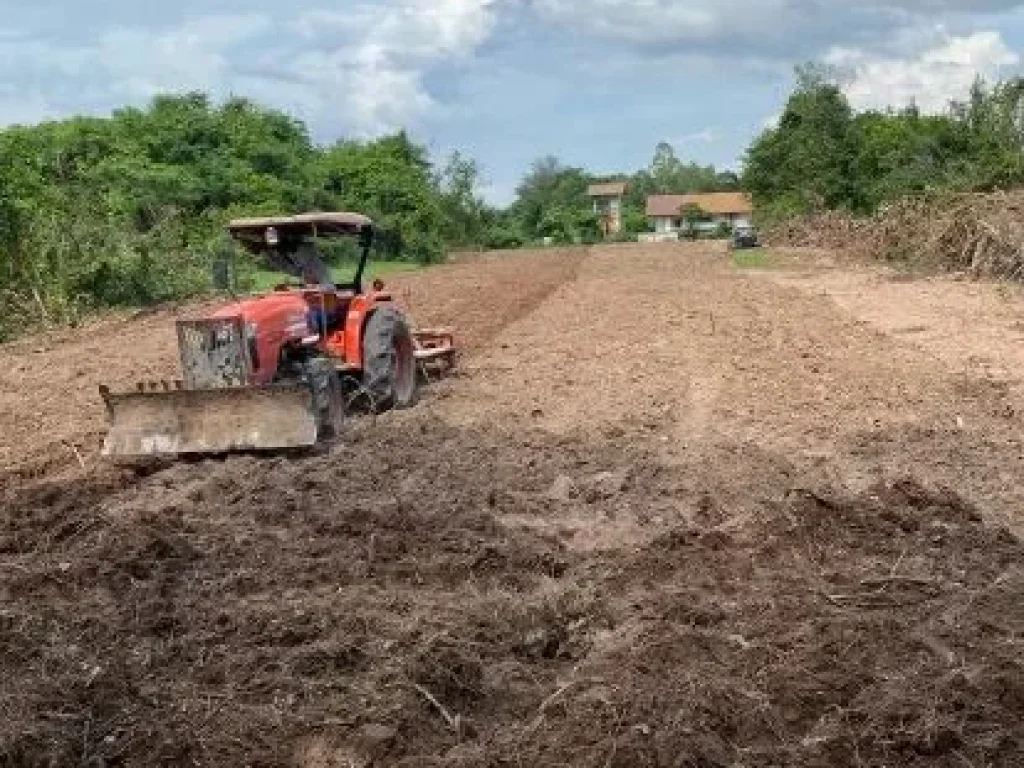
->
[227,211,375,292]
[227,212,374,251]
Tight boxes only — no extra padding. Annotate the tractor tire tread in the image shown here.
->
[362,307,418,412]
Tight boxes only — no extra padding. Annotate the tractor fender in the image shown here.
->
[344,296,401,372]
[254,317,310,384]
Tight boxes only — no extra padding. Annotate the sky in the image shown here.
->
[1,1,1023,204]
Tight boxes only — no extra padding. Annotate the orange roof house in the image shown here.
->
[645,192,753,238]
[645,192,752,218]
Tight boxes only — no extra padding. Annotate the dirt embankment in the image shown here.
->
[2,242,1022,766]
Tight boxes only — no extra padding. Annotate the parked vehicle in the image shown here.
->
[731,225,759,249]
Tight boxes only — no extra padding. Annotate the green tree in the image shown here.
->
[744,66,861,215]
[680,203,710,239]
[0,94,482,338]
[315,132,445,264]
[648,142,725,194]
[436,151,487,247]
[744,67,1024,222]
[950,77,1024,189]
[509,156,591,241]
[852,107,957,208]
[621,207,650,235]
[650,142,683,193]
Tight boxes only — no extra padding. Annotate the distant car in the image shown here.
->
[731,226,759,249]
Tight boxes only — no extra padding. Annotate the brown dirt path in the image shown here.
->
[2,242,1021,767]
[434,242,1024,533]
[767,255,1024,389]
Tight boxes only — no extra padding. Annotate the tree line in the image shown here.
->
[509,69,1024,243]
[0,91,737,338]
[743,67,1024,220]
[2,70,1023,339]
[0,93,491,338]
[489,146,739,248]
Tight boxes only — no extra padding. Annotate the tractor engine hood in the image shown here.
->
[208,293,318,384]
[210,293,311,337]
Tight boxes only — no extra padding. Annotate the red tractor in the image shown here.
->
[100,212,455,457]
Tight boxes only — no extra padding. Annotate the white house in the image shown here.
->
[644,193,753,240]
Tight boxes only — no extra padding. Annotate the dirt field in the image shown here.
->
[2,243,1022,766]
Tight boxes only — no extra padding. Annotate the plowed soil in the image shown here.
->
[2,243,1022,767]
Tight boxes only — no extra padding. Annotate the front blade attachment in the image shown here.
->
[100,384,318,457]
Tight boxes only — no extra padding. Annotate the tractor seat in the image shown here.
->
[307,306,346,335]
[307,292,351,334]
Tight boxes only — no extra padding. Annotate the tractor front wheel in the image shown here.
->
[304,356,345,440]
[362,307,418,412]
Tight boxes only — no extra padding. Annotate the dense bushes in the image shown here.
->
[0,94,488,340]
[0,93,745,341]
[7,69,1022,341]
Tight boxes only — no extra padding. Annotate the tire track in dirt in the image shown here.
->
[4,412,1020,767]
[428,243,715,434]
[732,252,1024,534]
[430,241,1024,533]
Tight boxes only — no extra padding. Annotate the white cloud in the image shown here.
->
[0,2,498,135]
[533,0,800,49]
[94,14,272,100]
[672,128,717,145]
[0,87,55,126]
[1,0,1023,146]
[480,180,516,206]
[827,29,1020,112]
[0,29,31,42]
[530,1,1024,67]
[283,0,497,134]
[0,13,272,124]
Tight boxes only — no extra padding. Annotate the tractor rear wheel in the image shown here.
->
[362,307,418,412]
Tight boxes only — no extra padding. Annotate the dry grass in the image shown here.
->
[766,191,1024,280]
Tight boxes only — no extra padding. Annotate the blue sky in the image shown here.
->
[2,1,1023,204]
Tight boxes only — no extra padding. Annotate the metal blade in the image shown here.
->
[101,385,318,456]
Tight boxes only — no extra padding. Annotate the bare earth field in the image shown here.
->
[1,243,1022,766]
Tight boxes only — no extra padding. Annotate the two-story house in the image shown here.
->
[588,182,628,236]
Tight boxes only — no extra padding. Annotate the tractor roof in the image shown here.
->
[227,212,373,247]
